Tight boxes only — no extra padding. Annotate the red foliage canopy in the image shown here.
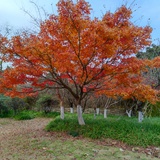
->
[0,0,159,103]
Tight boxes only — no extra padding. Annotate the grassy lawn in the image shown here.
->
[1,132,159,160]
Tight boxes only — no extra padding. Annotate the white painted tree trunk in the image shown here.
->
[96,108,100,115]
[104,108,107,118]
[138,111,144,122]
[60,101,64,120]
[77,105,85,125]
[126,110,132,117]
[60,106,64,119]
[70,107,74,113]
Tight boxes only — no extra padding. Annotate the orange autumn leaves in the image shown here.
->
[0,0,159,103]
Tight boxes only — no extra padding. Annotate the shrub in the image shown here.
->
[150,102,160,117]
[0,100,10,117]
[38,111,60,118]
[23,96,37,110]
[0,95,12,117]
[14,111,36,120]
[5,97,26,115]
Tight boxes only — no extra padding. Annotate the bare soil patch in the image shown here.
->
[0,118,51,140]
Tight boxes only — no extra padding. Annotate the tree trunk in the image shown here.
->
[126,110,132,117]
[138,111,144,122]
[60,101,64,120]
[77,105,85,125]
[96,108,100,115]
[70,107,74,113]
[104,108,107,118]
[94,108,96,119]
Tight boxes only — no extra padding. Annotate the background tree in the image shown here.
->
[36,94,59,114]
[136,44,160,118]
[122,98,137,117]
[0,94,10,117]
[0,0,158,125]
[137,44,160,59]
[5,97,26,115]
[137,44,160,89]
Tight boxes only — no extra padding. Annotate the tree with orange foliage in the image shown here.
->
[0,34,8,70]
[0,0,158,125]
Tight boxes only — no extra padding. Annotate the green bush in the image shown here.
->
[14,111,36,120]
[23,96,37,110]
[46,114,160,147]
[5,97,26,115]
[150,102,160,117]
[37,111,60,118]
[0,100,9,117]
[0,95,12,118]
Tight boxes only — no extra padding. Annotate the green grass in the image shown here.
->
[13,111,60,120]
[46,114,160,147]
[14,110,36,120]
[36,111,60,118]
[2,132,157,160]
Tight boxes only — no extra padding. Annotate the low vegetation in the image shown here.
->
[1,105,160,148]
[13,110,60,120]
[13,110,36,120]
[0,118,159,160]
[46,114,160,147]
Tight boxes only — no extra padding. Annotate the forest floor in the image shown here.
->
[0,118,159,160]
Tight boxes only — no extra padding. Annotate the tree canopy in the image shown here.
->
[137,44,160,90]
[0,0,159,105]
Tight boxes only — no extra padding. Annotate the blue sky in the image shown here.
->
[0,0,160,44]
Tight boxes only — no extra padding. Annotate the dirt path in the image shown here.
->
[0,118,159,160]
[0,118,51,141]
